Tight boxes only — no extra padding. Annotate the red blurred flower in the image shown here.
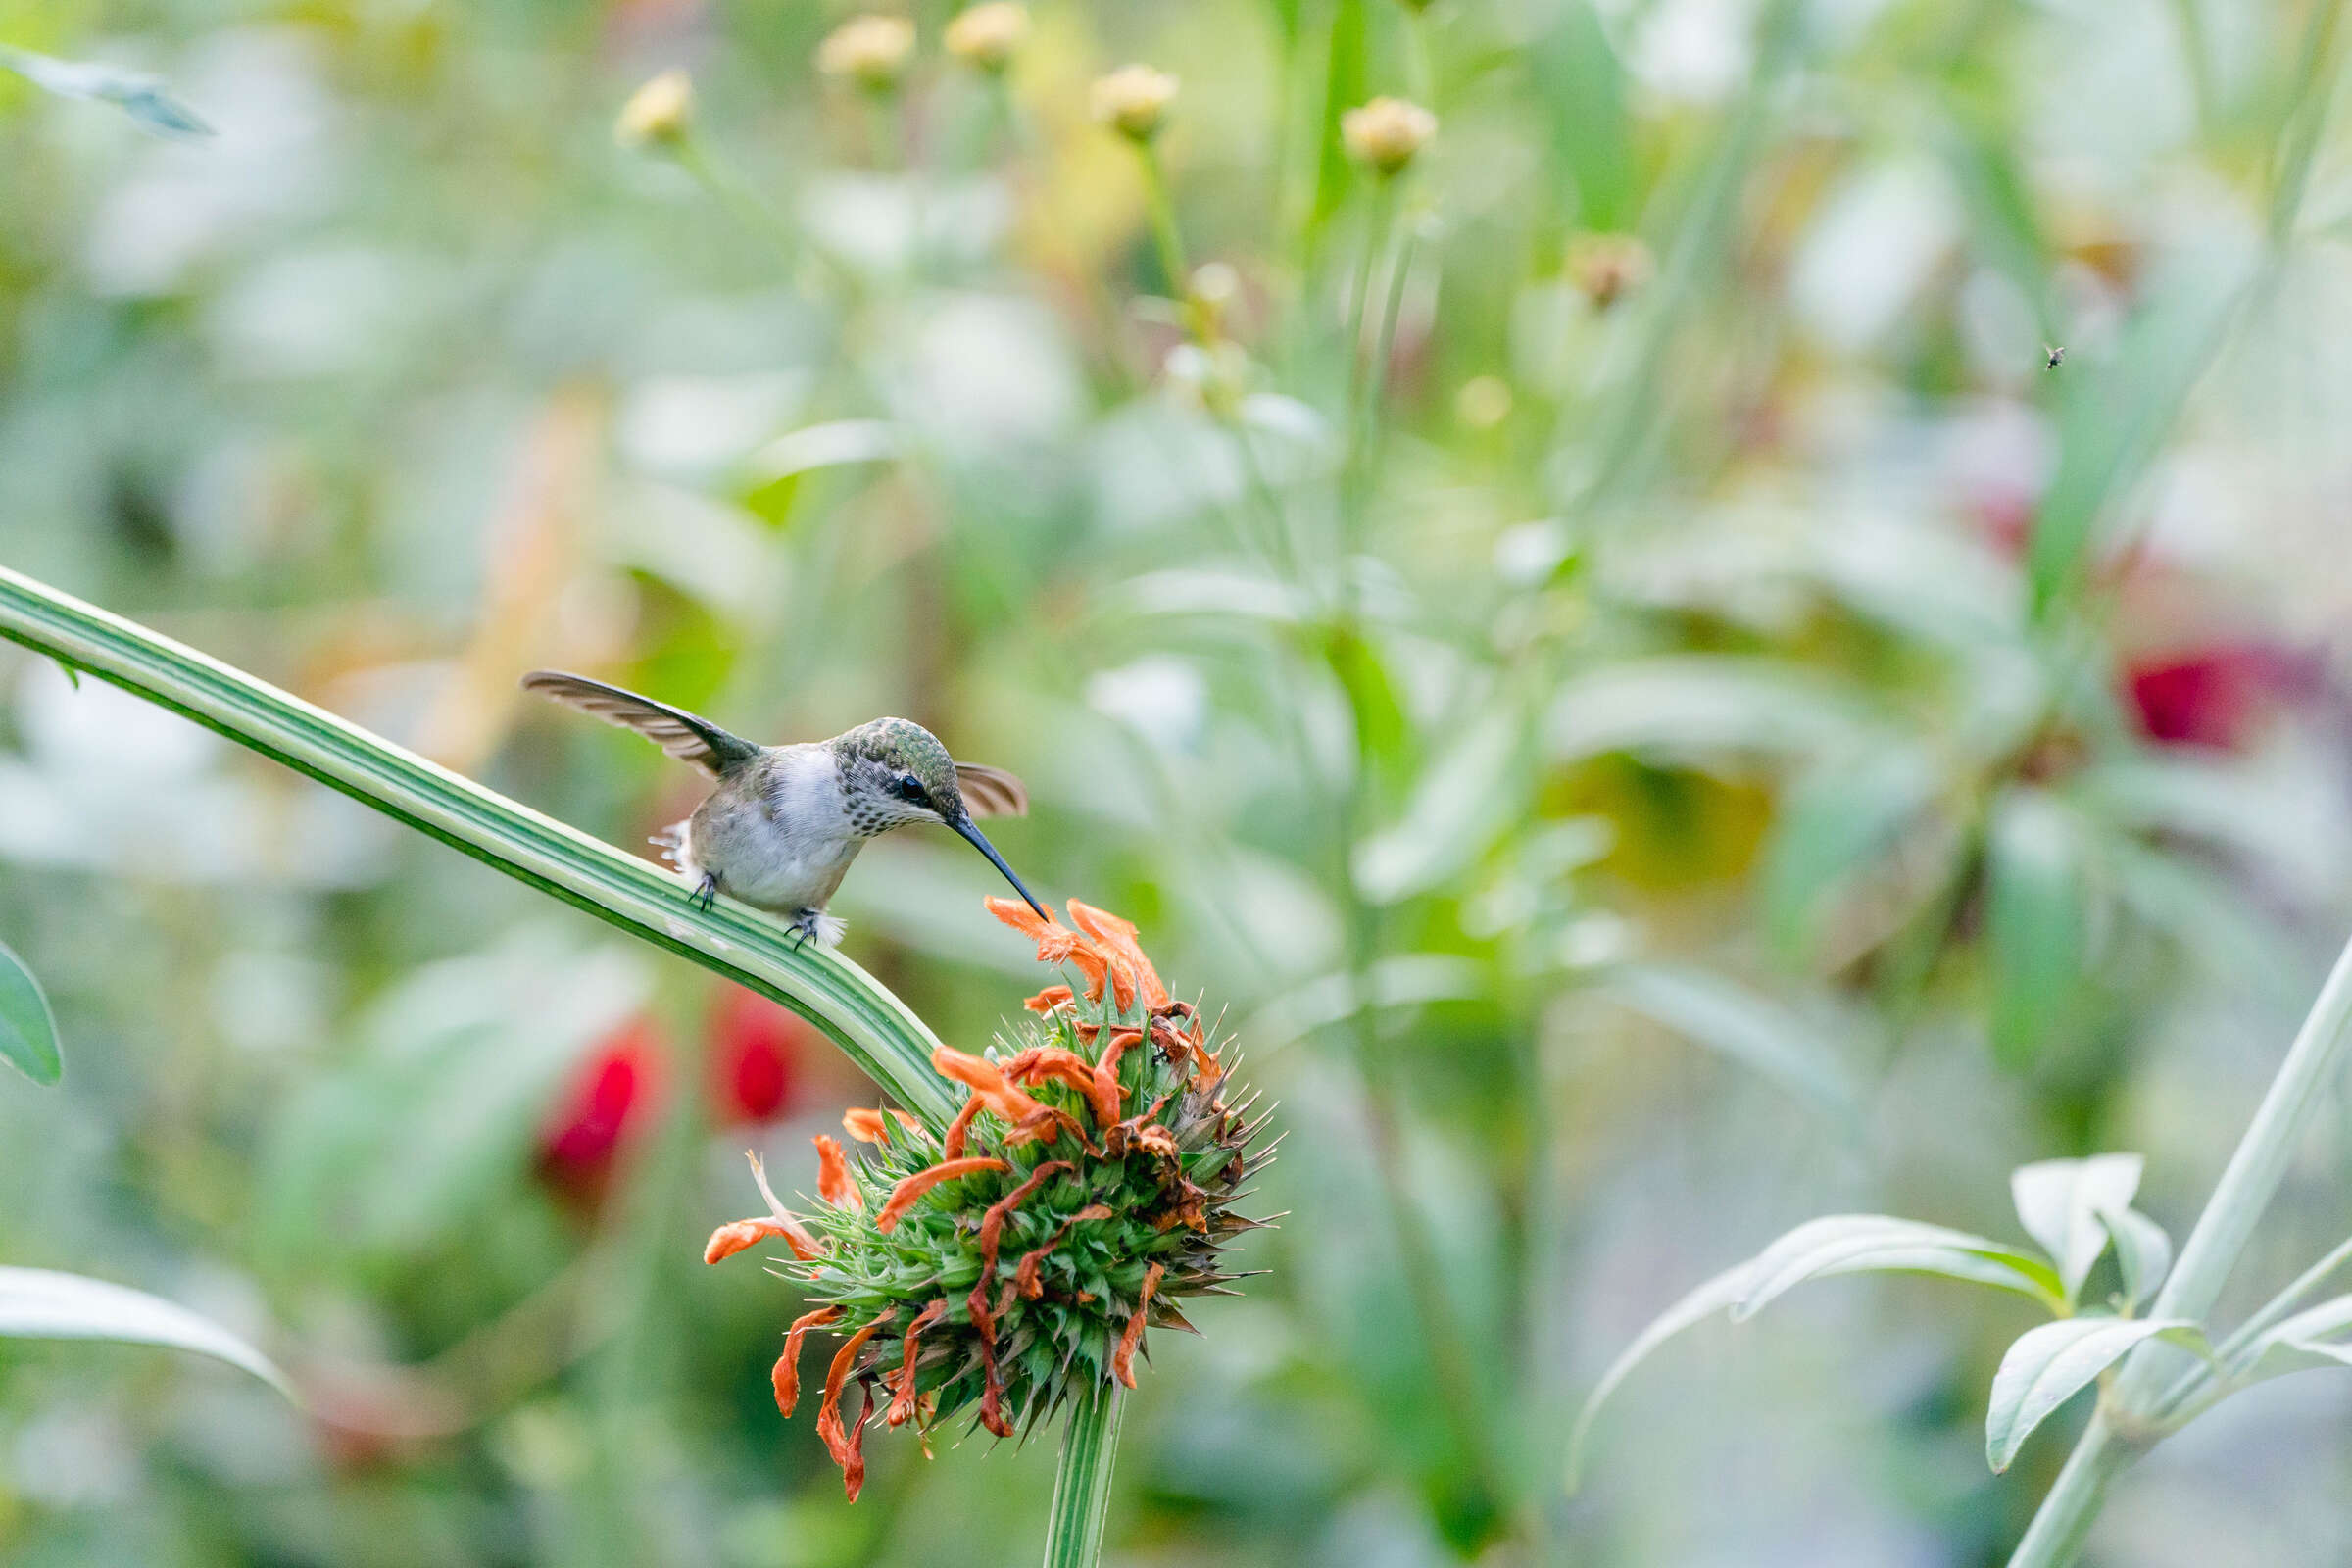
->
[540,1017,666,1184]
[708,987,809,1125]
[2125,643,2310,751]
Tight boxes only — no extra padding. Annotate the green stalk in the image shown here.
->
[0,566,957,1129]
[1041,1376,1125,1567]
[2008,926,2352,1567]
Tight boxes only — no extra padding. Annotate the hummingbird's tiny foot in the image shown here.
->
[693,871,718,912]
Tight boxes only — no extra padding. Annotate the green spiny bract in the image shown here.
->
[704,897,1273,1498]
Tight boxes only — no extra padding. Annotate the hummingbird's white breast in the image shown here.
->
[679,744,860,917]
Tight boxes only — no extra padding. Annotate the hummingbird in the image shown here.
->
[521,670,1049,947]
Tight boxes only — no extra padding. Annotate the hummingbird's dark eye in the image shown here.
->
[893,774,931,807]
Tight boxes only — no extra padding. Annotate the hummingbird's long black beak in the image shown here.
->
[952,816,1052,922]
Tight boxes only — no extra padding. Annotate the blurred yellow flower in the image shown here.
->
[945,3,1029,73]
[614,69,693,149]
[1091,64,1177,142]
[1342,96,1436,176]
[818,16,917,93]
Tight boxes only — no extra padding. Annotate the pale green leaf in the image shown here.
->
[2010,1154,2143,1305]
[0,45,212,138]
[1566,1260,1753,1491]
[1544,657,1887,764]
[1734,1214,2064,1321]
[1598,962,1859,1125]
[1353,703,1531,904]
[1759,747,1942,958]
[2101,1207,2174,1310]
[1985,1316,2199,1472]
[1985,788,2091,1069]
[0,1267,291,1397]
[0,940,61,1086]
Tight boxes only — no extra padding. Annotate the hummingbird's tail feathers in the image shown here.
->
[953,762,1028,818]
[520,670,761,776]
[648,820,687,865]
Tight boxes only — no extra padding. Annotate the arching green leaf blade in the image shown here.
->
[0,1267,291,1397]
[0,940,61,1086]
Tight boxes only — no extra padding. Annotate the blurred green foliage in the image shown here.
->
[5,0,2352,1563]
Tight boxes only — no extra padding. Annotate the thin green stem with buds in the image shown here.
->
[2007,927,2352,1567]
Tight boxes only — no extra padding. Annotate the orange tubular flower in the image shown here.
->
[815,1310,894,1500]
[1007,1046,1120,1129]
[814,1134,862,1209]
[886,1299,947,1427]
[987,896,1112,1001]
[773,1304,844,1417]
[1067,900,1170,1012]
[841,1107,893,1144]
[873,1156,1009,1233]
[1113,1262,1166,1388]
[1024,985,1075,1015]
[705,1214,825,1264]
[940,1096,984,1161]
[931,1045,1044,1124]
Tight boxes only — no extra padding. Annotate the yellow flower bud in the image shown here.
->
[944,3,1029,73]
[1090,64,1178,142]
[1566,231,1653,308]
[817,16,917,93]
[1341,96,1436,177]
[615,69,694,150]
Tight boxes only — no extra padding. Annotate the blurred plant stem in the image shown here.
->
[0,566,959,1127]
[1041,1376,1125,1568]
[582,980,712,1566]
[2008,928,2352,1568]
[671,134,802,270]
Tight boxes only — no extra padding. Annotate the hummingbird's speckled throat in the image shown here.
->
[520,670,1047,946]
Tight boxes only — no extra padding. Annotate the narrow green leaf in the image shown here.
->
[2010,1154,2144,1305]
[1985,788,2091,1070]
[0,45,212,138]
[0,1267,291,1398]
[2027,233,2256,614]
[2100,1207,2174,1311]
[1598,962,1859,1126]
[1759,747,1941,959]
[0,940,61,1086]
[2239,1292,2352,1380]
[1733,1214,2064,1320]
[1545,657,1887,765]
[1352,701,1531,904]
[1527,0,1634,228]
[1985,1317,2199,1473]
[1566,1260,1754,1491]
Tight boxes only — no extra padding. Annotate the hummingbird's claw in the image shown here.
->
[692,871,718,913]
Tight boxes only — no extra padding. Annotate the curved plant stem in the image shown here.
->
[2008,924,2352,1567]
[1041,1376,1125,1568]
[0,565,957,1129]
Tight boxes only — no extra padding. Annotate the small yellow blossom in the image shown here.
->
[944,3,1029,72]
[818,16,917,93]
[1091,64,1177,142]
[614,69,694,149]
[1341,96,1436,176]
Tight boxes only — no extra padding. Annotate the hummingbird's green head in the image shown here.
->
[831,718,1050,919]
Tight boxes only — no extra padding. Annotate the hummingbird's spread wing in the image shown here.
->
[954,762,1028,818]
[520,670,761,777]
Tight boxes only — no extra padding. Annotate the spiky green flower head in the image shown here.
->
[703,896,1273,1498]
